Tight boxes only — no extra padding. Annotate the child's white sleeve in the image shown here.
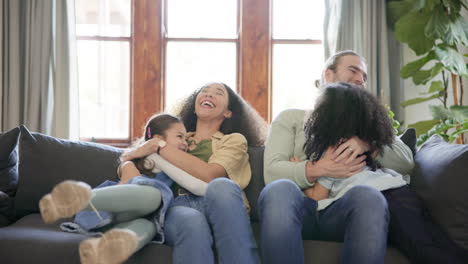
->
[144,153,208,196]
[317,177,334,190]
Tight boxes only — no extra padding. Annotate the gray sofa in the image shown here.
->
[1,125,467,263]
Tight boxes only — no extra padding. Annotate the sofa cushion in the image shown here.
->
[14,125,124,218]
[0,214,172,264]
[0,126,20,196]
[0,127,20,224]
[399,128,417,156]
[412,134,468,251]
[245,146,265,221]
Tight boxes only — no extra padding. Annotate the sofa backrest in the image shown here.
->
[14,126,124,218]
[12,125,266,221]
[245,146,265,222]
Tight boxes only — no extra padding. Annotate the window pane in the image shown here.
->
[273,0,324,39]
[272,44,324,119]
[167,0,237,38]
[77,40,130,138]
[165,42,237,112]
[75,0,131,37]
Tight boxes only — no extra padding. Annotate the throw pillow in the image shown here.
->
[399,128,417,156]
[412,134,468,251]
[14,125,124,218]
[0,127,20,225]
[0,126,20,196]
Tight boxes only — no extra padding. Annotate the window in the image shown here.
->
[75,0,324,143]
[271,0,324,119]
[75,0,131,141]
[164,0,238,112]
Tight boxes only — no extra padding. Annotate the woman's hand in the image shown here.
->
[120,138,160,162]
[332,136,370,165]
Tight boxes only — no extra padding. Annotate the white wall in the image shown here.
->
[402,40,468,142]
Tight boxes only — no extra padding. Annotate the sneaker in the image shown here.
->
[39,180,92,223]
[78,237,100,264]
[79,229,139,264]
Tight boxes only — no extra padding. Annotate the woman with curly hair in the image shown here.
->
[120,82,266,264]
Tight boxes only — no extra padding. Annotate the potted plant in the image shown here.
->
[387,0,468,146]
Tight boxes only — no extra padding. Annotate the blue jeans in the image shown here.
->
[258,179,389,264]
[164,178,259,264]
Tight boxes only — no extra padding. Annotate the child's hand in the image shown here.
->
[303,187,315,199]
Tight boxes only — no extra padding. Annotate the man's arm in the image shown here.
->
[377,136,414,180]
[264,110,314,188]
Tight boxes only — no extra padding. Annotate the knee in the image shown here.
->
[258,179,303,209]
[346,185,389,221]
[205,178,242,204]
[258,180,305,224]
[165,207,212,243]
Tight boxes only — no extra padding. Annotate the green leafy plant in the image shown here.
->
[387,0,468,146]
[387,107,403,135]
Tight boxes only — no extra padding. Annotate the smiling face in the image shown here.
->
[325,55,368,87]
[158,122,188,152]
[194,82,232,121]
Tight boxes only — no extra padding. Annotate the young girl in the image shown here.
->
[302,82,466,263]
[302,82,407,208]
[39,113,206,264]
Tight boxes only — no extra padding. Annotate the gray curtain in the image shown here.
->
[1,0,78,138]
[323,0,404,120]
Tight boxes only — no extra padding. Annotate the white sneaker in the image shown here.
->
[79,229,139,264]
[39,180,92,223]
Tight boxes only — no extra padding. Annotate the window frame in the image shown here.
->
[79,0,323,145]
[75,0,134,146]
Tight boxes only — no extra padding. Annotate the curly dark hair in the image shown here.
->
[303,82,394,170]
[176,82,267,146]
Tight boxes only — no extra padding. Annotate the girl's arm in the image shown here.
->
[303,182,330,201]
[145,153,208,196]
[117,161,141,184]
[121,138,227,182]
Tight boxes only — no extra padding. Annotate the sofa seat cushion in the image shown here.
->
[0,214,172,264]
[249,221,409,264]
[412,134,468,251]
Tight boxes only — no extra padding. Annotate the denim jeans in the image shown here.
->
[258,179,389,264]
[164,178,259,264]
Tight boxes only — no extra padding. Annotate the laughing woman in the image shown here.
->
[122,82,266,264]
